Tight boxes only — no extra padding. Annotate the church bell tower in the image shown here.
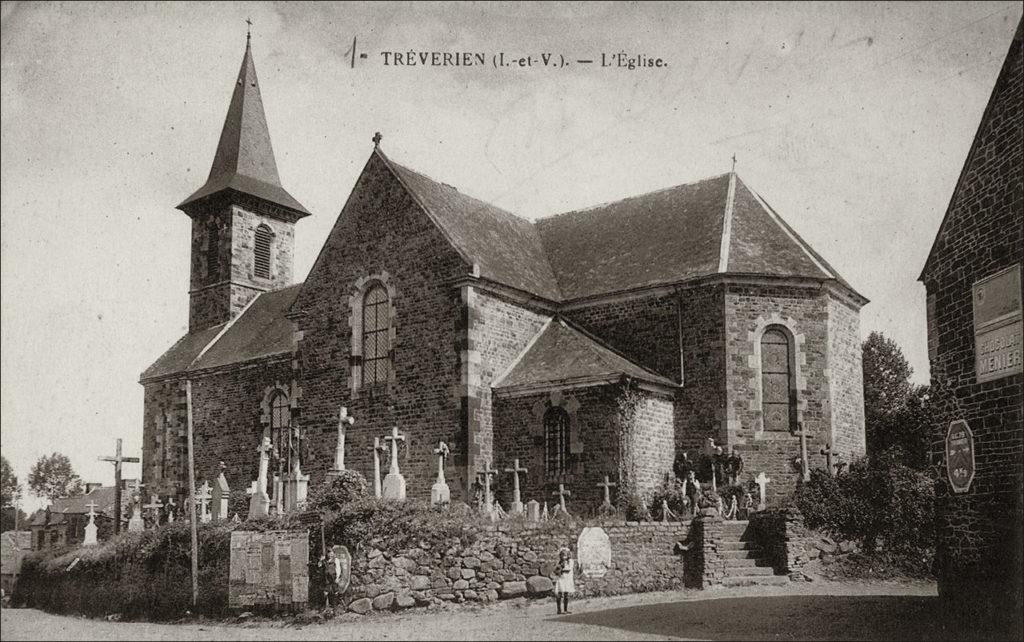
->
[177,33,310,333]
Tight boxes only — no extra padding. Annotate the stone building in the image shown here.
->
[28,483,128,552]
[141,38,867,511]
[919,19,1022,623]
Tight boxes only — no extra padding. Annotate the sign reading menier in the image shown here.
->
[972,264,1022,383]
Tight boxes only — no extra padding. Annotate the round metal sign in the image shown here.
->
[945,420,975,494]
[329,544,352,593]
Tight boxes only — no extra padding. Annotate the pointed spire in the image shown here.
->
[178,35,310,217]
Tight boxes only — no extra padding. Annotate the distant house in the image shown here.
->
[29,481,135,552]
[1,531,32,595]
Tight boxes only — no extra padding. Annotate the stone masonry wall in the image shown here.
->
[565,290,682,382]
[292,153,471,502]
[723,284,834,500]
[827,293,866,460]
[141,358,295,500]
[675,284,727,452]
[340,519,692,614]
[492,384,674,510]
[922,23,1022,618]
[469,290,550,480]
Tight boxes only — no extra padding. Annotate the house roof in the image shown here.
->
[31,486,123,530]
[140,284,300,382]
[381,152,562,300]
[177,38,310,218]
[493,318,678,394]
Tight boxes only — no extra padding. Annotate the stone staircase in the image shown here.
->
[718,520,789,587]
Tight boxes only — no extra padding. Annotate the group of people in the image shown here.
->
[674,442,745,490]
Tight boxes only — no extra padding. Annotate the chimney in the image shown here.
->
[85,482,103,495]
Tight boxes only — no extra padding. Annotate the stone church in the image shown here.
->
[140,38,867,510]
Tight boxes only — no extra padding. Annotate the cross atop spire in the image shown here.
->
[373,132,382,148]
[731,153,737,174]
[246,17,253,43]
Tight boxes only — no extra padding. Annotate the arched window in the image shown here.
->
[362,284,391,386]
[269,391,290,467]
[206,221,220,280]
[254,224,273,279]
[761,327,796,432]
[544,407,570,476]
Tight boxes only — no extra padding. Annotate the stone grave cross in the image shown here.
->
[98,438,140,534]
[334,406,354,471]
[249,435,273,518]
[431,441,451,507]
[480,461,497,516]
[128,480,145,532]
[211,462,230,521]
[754,472,771,511]
[382,427,407,501]
[83,500,99,545]
[820,444,835,477]
[504,459,527,514]
[197,481,212,523]
[596,475,617,509]
[368,437,385,498]
[143,494,164,526]
[794,424,810,482]
[552,483,571,515]
[165,497,177,523]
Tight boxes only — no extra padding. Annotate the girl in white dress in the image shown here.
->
[554,547,576,614]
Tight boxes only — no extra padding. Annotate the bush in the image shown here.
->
[796,453,934,557]
[306,469,369,513]
[650,477,690,519]
[322,497,481,555]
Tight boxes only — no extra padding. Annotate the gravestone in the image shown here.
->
[83,501,99,545]
[212,464,230,521]
[197,481,212,523]
[504,459,527,514]
[577,527,612,578]
[480,462,497,517]
[431,441,451,507]
[328,406,354,477]
[329,544,353,593]
[249,435,272,518]
[229,529,309,610]
[551,483,571,515]
[755,472,771,511]
[596,475,616,511]
[526,499,540,522]
[382,426,407,501]
[128,480,145,532]
[143,494,163,527]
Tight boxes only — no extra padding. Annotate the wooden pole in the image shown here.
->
[185,380,199,608]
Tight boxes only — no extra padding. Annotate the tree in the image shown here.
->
[861,332,935,469]
[1,456,27,532]
[1,455,21,507]
[27,452,83,502]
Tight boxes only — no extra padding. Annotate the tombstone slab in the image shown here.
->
[577,527,612,578]
[526,500,540,522]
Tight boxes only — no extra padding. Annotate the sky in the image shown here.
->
[1,1,1021,511]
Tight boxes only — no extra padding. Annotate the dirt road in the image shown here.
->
[2,580,962,641]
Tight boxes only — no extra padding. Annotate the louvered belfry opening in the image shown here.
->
[254,223,272,279]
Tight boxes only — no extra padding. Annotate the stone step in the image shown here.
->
[718,540,760,551]
[724,558,774,568]
[721,574,790,588]
[719,547,762,558]
[723,565,776,576]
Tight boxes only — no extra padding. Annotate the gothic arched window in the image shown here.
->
[544,407,570,476]
[362,284,391,386]
[269,390,290,462]
[254,224,273,279]
[761,327,796,432]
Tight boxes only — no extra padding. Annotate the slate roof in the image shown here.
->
[30,486,121,530]
[382,153,562,300]
[493,318,678,393]
[376,154,858,302]
[178,39,310,218]
[140,284,300,381]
